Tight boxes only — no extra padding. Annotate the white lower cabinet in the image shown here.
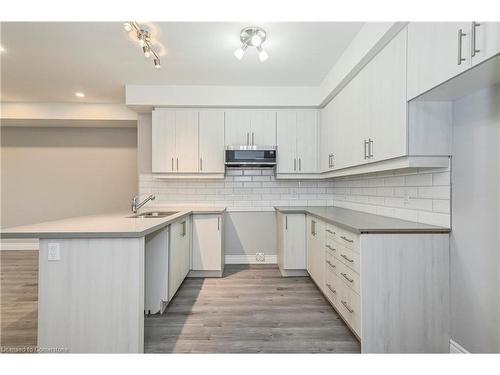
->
[276,212,306,276]
[169,217,191,299]
[190,214,224,277]
[297,214,450,352]
[144,226,169,315]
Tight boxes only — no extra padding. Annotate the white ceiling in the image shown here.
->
[0,22,363,104]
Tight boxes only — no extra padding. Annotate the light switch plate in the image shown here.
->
[47,243,61,261]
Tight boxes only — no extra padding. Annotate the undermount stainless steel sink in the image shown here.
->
[129,211,179,219]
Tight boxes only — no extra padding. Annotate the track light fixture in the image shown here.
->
[124,22,161,69]
[234,27,268,62]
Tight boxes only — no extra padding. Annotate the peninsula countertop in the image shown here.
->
[0,207,226,239]
[275,206,450,234]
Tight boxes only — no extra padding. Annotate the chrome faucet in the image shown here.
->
[131,194,156,213]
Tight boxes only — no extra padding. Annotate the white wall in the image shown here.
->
[331,167,451,227]
[1,126,138,229]
[450,84,500,353]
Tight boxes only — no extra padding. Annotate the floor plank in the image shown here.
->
[145,264,360,353]
[0,250,38,352]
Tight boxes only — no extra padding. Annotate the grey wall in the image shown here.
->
[451,84,500,353]
[1,126,138,228]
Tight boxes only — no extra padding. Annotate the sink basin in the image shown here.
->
[129,211,179,219]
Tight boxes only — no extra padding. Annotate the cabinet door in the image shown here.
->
[283,214,306,269]
[225,110,251,145]
[407,22,471,100]
[276,111,298,173]
[250,110,276,145]
[175,110,199,173]
[192,214,222,271]
[276,212,285,269]
[319,106,331,172]
[306,216,314,274]
[471,22,500,66]
[199,110,225,173]
[169,218,190,299]
[296,110,318,173]
[368,29,408,162]
[152,109,176,173]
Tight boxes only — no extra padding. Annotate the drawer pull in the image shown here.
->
[341,300,354,314]
[341,254,354,263]
[326,229,336,235]
[326,284,336,294]
[325,244,336,251]
[326,260,336,269]
[341,272,354,283]
[340,235,354,243]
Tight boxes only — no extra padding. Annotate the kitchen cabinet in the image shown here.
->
[321,28,408,171]
[199,110,225,173]
[225,110,276,146]
[407,22,500,100]
[169,217,191,299]
[191,214,224,277]
[276,110,318,174]
[306,215,325,291]
[276,212,306,276]
[152,109,199,173]
[144,226,169,315]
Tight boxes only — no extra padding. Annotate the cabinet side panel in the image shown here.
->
[360,233,450,353]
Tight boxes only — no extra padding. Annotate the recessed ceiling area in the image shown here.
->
[0,22,364,104]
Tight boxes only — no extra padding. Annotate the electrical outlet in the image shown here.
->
[47,243,61,261]
[255,252,265,262]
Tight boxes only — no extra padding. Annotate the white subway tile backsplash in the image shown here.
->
[418,186,450,199]
[405,173,433,186]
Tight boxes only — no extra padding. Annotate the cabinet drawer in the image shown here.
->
[336,259,360,295]
[335,243,360,274]
[325,250,337,274]
[333,227,359,253]
[325,225,338,244]
[338,280,361,337]
[325,267,339,307]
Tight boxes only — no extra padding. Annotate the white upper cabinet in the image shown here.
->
[471,22,500,66]
[366,29,407,163]
[152,110,176,173]
[175,110,199,173]
[407,22,472,100]
[199,110,225,173]
[225,110,276,146]
[277,110,318,174]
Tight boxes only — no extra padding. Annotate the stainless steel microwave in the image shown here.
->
[224,145,277,168]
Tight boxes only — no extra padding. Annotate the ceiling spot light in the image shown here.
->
[234,27,268,62]
[257,46,268,62]
[75,92,85,98]
[122,22,161,69]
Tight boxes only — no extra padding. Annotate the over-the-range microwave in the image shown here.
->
[224,145,277,168]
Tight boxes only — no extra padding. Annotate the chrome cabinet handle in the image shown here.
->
[330,154,334,168]
[326,284,336,294]
[298,158,301,171]
[369,139,373,158]
[458,29,467,65]
[171,157,174,171]
[471,22,481,57]
[341,300,354,314]
[176,158,179,171]
[294,158,297,171]
[311,220,316,236]
[252,132,255,145]
[340,235,353,243]
[341,272,354,283]
[364,140,369,159]
[326,260,336,269]
[326,229,333,234]
[217,216,220,231]
[325,244,336,252]
[181,221,186,236]
[341,254,354,263]
[285,215,288,230]
[246,132,249,145]
[200,158,203,171]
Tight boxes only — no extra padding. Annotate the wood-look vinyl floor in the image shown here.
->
[0,250,38,352]
[145,264,360,353]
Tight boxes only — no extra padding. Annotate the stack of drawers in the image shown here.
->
[324,223,361,338]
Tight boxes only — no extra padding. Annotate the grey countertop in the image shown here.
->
[0,206,226,239]
[275,206,450,233]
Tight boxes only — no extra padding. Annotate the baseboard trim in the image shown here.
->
[0,241,39,251]
[225,255,277,264]
[450,339,469,353]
